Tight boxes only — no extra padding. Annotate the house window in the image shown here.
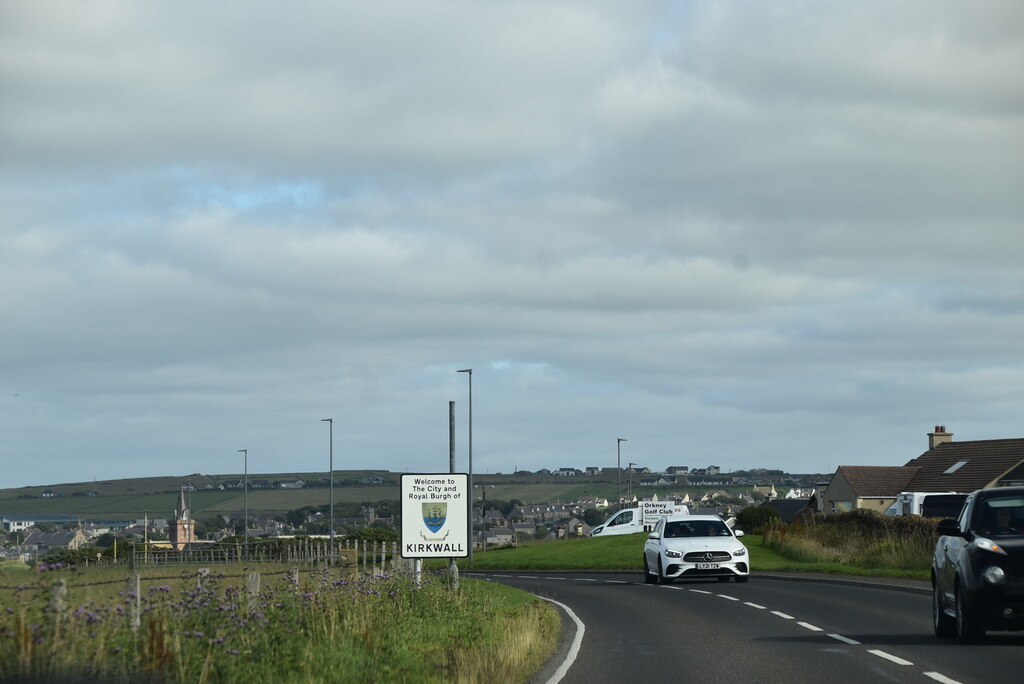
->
[831,501,852,512]
[943,460,969,475]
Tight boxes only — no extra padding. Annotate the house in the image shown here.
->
[753,484,778,499]
[820,466,919,514]
[706,465,721,475]
[639,476,676,487]
[665,466,689,475]
[278,480,306,489]
[760,497,817,524]
[820,426,1024,513]
[584,466,601,476]
[22,528,89,552]
[554,467,581,477]
[357,475,387,485]
[901,426,1024,492]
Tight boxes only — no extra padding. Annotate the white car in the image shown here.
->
[643,514,749,584]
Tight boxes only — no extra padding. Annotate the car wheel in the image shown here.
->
[932,576,954,638]
[955,579,983,644]
[736,575,749,583]
[643,555,656,584]
[655,558,667,585]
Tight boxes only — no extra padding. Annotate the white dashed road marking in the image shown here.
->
[717,594,740,601]
[923,673,963,684]
[689,589,713,595]
[797,622,823,632]
[827,634,861,645]
[771,610,794,620]
[868,650,913,666]
[744,602,766,609]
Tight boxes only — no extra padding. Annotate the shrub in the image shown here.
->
[735,506,781,533]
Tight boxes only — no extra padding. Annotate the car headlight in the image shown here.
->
[733,547,746,557]
[664,549,682,558]
[972,537,1008,556]
[982,566,1006,585]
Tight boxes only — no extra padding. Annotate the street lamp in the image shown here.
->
[237,449,248,551]
[321,418,334,544]
[616,438,627,507]
[457,368,473,562]
[628,462,636,502]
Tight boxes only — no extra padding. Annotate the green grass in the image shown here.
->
[0,564,559,683]
[433,532,929,581]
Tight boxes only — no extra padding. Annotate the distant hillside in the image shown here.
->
[0,470,821,521]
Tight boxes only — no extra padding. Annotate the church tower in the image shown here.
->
[169,485,196,550]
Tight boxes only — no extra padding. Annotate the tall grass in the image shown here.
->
[0,563,558,683]
[762,510,937,573]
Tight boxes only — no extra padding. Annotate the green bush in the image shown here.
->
[735,505,781,533]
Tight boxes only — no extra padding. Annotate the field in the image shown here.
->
[0,562,559,683]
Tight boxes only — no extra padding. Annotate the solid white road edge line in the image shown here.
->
[541,597,586,684]
[868,650,913,666]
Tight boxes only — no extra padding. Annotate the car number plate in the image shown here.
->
[696,563,720,569]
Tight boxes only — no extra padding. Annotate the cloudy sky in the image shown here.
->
[2,1,1022,489]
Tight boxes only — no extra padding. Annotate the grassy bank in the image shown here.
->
[449,526,930,581]
[0,564,558,683]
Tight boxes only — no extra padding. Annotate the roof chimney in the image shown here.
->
[928,425,953,450]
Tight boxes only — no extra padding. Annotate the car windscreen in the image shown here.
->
[973,497,1024,536]
[663,521,731,538]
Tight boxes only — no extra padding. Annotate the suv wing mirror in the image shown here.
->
[936,518,962,537]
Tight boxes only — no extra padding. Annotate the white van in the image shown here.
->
[590,501,690,537]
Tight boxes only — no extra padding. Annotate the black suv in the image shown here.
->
[932,486,1024,643]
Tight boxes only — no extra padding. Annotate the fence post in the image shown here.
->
[197,568,210,590]
[127,574,141,630]
[247,571,261,614]
[48,579,67,618]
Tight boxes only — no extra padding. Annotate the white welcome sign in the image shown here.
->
[400,473,469,558]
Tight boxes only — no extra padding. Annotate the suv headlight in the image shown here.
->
[733,548,746,557]
[972,537,1008,556]
[664,549,682,558]
[982,566,1006,585]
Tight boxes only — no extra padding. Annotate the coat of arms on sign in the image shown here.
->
[423,502,447,533]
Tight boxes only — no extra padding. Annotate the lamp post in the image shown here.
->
[628,462,636,502]
[616,438,627,508]
[457,368,473,561]
[238,449,248,551]
[321,418,334,544]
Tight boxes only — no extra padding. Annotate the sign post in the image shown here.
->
[401,473,470,562]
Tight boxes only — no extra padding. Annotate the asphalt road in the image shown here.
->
[471,571,1024,684]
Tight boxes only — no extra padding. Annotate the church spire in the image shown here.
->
[175,485,190,521]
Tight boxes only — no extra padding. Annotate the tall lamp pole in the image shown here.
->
[321,418,334,544]
[457,368,473,562]
[616,438,627,507]
[628,462,636,502]
[238,449,248,550]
